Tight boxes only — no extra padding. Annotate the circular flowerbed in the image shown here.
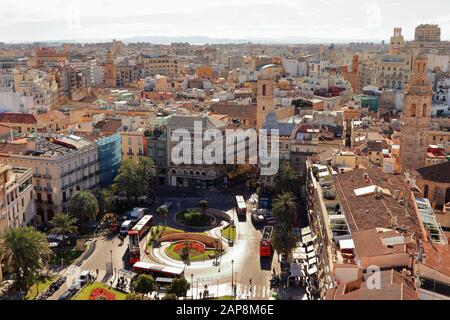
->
[175,210,215,228]
[89,288,117,300]
[165,241,218,262]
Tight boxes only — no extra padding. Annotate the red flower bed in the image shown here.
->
[89,288,116,300]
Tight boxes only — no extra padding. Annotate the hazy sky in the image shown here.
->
[1,0,450,43]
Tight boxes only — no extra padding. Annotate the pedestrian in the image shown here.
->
[96,269,99,278]
[249,278,252,285]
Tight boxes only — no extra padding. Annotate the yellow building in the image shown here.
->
[121,128,147,161]
[0,111,68,134]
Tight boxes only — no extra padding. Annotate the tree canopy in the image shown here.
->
[0,227,52,292]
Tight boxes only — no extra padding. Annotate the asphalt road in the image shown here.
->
[48,185,304,300]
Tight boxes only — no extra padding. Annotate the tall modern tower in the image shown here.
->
[399,56,432,172]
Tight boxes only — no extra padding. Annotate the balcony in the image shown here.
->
[33,173,42,178]
[43,174,52,179]
[34,186,42,191]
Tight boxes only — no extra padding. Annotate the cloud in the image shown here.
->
[0,0,449,43]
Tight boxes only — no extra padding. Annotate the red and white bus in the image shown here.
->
[132,261,184,278]
[235,195,247,216]
[128,215,154,264]
[260,226,273,257]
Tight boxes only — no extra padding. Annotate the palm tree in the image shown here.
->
[275,164,300,194]
[68,191,99,232]
[49,213,78,249]
[0,227,52,292]
[95,189,113,217]
[270,223,299,261]
[157,206,169,228]
[272,192,297,225]
[199,200,208,216]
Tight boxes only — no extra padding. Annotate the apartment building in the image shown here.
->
[305,163,428,299]
[0,135,99,224]
[0,164,34,230]
[166,115,227,189]
[140,54,179,78]
[121,127,147,161]
[0,164,34,283]
[0,111,68,134]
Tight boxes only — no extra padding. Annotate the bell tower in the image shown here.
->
[256,75,275,129]
[399,56,432,172]
[104,50,117,88]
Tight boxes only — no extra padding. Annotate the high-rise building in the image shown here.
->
[400,57,432,172]
[415,24,441,42]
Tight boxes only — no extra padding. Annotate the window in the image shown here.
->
[411,104,416,117]
[424,185,429,198]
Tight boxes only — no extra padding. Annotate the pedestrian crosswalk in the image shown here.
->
[235,283,273,299]
[187,279,273,300]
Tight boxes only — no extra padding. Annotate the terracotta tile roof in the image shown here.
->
[333,168,423,237]
[0,142,28,154]
[325,270,418,300]
[352,228,411,257]
[422,242,450,277]
[415,162,450,184]
[210,104,257,120]
[93,119,122,133]
[0,113,37,124]
[34,110,66,123]
[0,124,11,137]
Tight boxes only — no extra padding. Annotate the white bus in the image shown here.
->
[235,195,247,216]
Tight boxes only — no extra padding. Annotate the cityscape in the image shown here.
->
[0,1,450,304]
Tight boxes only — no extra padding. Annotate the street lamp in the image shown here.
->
[110,250,113,275]
[191,274,194,300]
[231,259,234,296]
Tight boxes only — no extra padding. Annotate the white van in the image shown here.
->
[128,208,149,223]
[119,220,133,237]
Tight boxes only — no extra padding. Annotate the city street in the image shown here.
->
[49,185,304,300]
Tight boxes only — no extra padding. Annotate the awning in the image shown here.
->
[302,234,317,244]
[339,239,355,250]
[308,257,317,266]
[308,266,318,275]
[301,226,311,236]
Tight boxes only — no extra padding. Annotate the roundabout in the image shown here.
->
[144,206,233,268]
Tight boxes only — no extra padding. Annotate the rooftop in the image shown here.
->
[325,269,418,300]
[333,168,424,237]
[414,161,450,184]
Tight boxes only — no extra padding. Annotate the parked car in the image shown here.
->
[78,271,91,286]
[119,220,133,238]
[251,212,265,225]
[58,288,76,300]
